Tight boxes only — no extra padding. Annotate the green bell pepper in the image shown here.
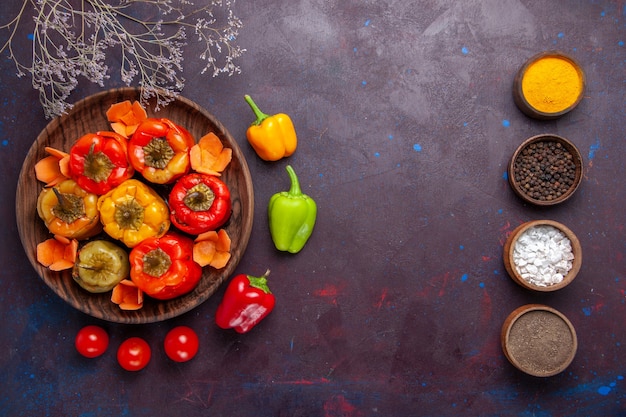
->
[268,165,317,253]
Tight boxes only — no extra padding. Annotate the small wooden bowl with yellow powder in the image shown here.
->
[513,51,585,120]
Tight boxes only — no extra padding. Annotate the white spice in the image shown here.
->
[512,225,574,287]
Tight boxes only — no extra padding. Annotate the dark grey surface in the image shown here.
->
[1,1,625,416]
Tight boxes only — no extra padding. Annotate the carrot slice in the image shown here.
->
[195,230,218,243]
[193,229,231,268]
[131,100,148,121]
[106,100,132,121]
[209,250,231,270]
[106,100,148,137]
[36,235,78,271]
[53,234,71,245]
[190,132,232,176]
[193,240,216,267]
[44,146,69,159]
[111,280,144,310]
[215,228,231,252]
[35,147,70,186]
[58,154,71,177]
[125,124,139,137]
[35,156,64,186]
[110,122,127,137]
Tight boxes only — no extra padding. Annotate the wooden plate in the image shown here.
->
[16,88,254,324]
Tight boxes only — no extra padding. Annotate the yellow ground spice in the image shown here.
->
[521,56,583,114]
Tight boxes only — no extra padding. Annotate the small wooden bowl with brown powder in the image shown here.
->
[501,304,578,377]
[513,51,585,120]
[508,134,583,206]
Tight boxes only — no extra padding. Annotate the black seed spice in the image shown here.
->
[513,140,577,202]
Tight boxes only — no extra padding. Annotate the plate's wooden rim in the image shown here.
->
[16,87,254,324]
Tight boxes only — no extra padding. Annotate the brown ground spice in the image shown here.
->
[507,310,575,375]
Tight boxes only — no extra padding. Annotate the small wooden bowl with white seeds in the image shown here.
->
[503,220,582,292]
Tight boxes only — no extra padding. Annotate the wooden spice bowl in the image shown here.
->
[503,220,582,292]
[501,304,578,377]
[513,51,585,120]
[508,134,583,206]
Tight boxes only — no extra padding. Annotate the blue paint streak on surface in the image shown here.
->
[582,306,593,316]
[413,144,422,152]
[461,46,469,55]
[502,119,510,127]
[589,139,600,159]
[502,171,508,180]
[461,273,468,282]
[364,19,371,27]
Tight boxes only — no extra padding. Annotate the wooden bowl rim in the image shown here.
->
[16,87,254,324]
[501,304,578,377]
[507,134,583,206]
[512,50,586,120]
[503,219,582,292]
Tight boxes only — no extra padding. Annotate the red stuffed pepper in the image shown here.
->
[68,131,134,195]
[215,270,275,334]
[128,118,194,184]
[129,232,202,300]
[169,173,232,235]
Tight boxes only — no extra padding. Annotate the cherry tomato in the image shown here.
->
[117,337,151,371]
[75,325,109,358]
[164,326,199,363]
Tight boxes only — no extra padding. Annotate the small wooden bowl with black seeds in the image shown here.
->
[508,134,583,206]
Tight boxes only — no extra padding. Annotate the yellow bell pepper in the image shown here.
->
[244,95,297,161]
[97,179,170,248]
[36,179,102,240]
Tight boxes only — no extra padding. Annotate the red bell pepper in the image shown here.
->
[215,270,275,333]
[129,232,202,300]
[68,131,134,195]
[128,118,195,184]
[169,173,232,235]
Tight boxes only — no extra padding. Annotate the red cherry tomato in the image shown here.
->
[75,325,109,358]
[117,337,151,371]
[164,326,199,362]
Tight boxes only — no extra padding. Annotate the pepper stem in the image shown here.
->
[247,269,272,294]
[285,165,303,197]
[244,95,270,126]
